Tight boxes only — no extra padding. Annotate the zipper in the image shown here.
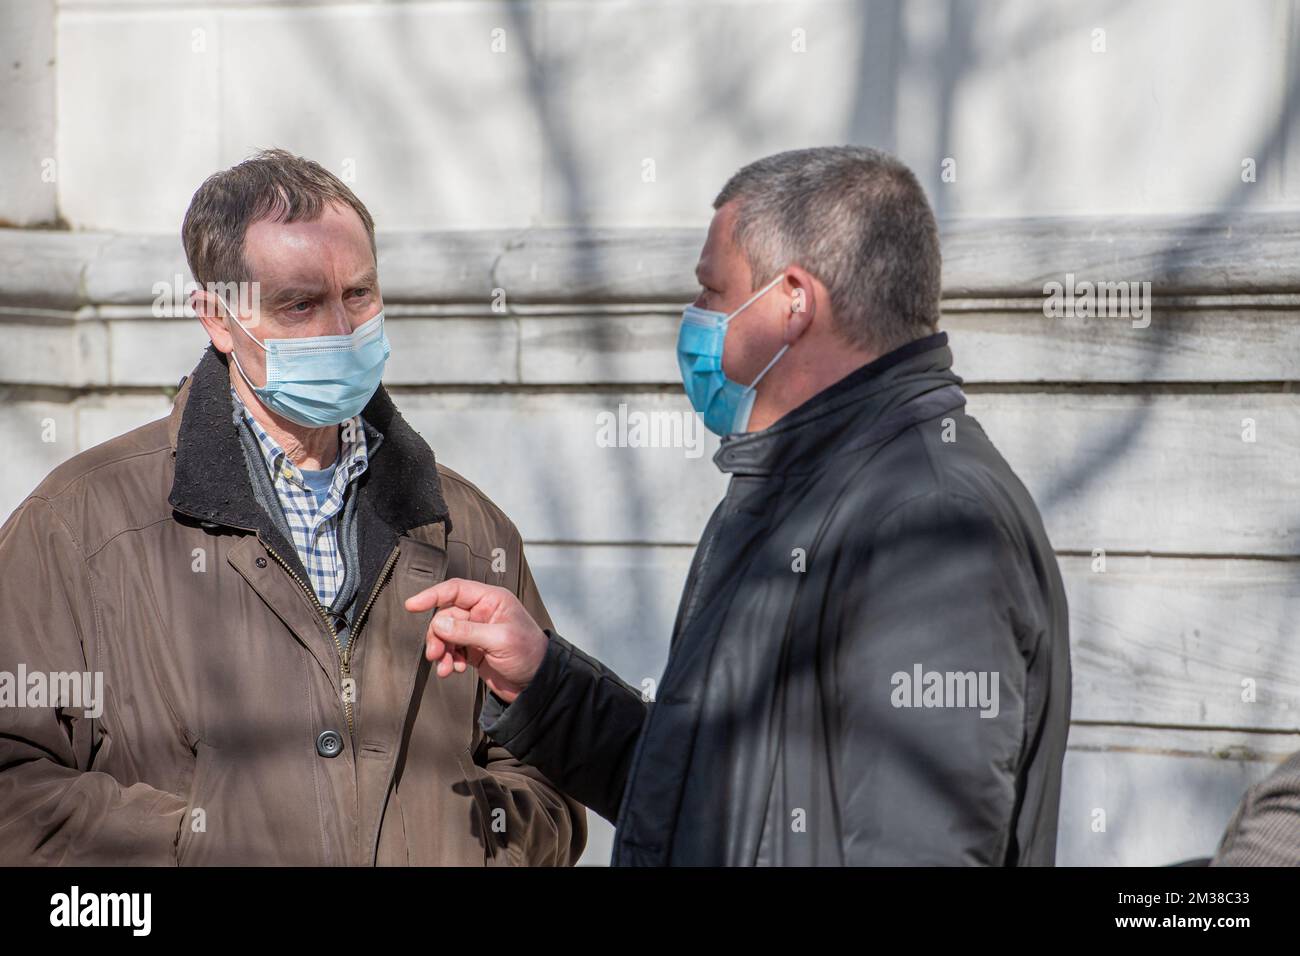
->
[263,543,400,737]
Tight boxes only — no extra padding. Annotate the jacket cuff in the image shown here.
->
[478,628,571,748]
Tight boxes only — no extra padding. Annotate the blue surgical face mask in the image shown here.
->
[677,273,789,436]
[218,295,391,428]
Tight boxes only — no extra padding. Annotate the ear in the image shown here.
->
[780,266,819,345]
[193,287,235,354]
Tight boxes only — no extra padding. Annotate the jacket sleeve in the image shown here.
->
[1211,750,1300,866]
[476,546,648,825]
[831,491,1039,865]
[0,496,188,865]
[462,536,590,864]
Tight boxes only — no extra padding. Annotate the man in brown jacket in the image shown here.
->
[0,149,585,865]
[1212,750,1300,865]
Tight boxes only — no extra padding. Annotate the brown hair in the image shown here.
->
[182,148,376,287]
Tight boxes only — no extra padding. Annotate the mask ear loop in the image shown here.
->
[722,271,787,325]
[733,330,792,433]
[745,341,790,389]
[215,293,269,391]
[726,271,792,387]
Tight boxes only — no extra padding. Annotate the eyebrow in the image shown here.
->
[263,285,325,307]
[350,269,378,290]
[262,270,378,307]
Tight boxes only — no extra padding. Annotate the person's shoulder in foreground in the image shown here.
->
[1212,749,1300,865]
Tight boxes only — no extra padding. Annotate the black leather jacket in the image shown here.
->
[480,332,1072,865]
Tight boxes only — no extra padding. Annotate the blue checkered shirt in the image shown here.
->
[231,387,370,608]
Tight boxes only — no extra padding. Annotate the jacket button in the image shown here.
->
[316,730,344,758]
[255,557,267,568]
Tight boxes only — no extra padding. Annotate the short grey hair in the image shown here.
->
[714,146,941,353]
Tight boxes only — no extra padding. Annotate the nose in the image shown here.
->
[322,298,352,336]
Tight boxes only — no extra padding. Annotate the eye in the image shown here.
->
[351,287,370,298]
[289,301,311,313]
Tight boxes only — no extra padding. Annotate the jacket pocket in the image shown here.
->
[454,747,495,865]
[375,784,411,866]
[176,741,215,866]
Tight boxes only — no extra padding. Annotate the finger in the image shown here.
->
[425,634,446,662]
[430,613,507,652]
[425,606,470,660]
[405,578,500,614]
[437,649,456,679]
[467,596,497,624]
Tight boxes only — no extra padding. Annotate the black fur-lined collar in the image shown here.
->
[167,345,450,600]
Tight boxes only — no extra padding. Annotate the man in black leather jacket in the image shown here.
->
[406,147,1072,866]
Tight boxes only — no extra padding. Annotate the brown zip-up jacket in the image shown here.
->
[0,345,585,865]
